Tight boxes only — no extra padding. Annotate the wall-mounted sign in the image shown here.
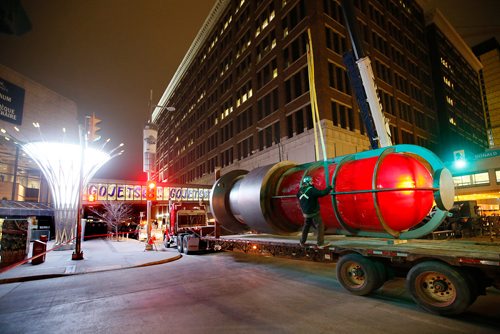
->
[0,77,25,125]
[84,183,211,202]
[474,149,500,160]
[143,123,158,172]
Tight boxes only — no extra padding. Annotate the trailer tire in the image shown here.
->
[462,269,481,306]
[406,261,472,316]
[177,234,185,254]
[183,235,191,255]
[336,253,384,296]
[373,260,387,290]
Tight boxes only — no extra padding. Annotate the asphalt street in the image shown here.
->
[0,250,499,334]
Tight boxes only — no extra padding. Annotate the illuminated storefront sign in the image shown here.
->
[84,183,211,202]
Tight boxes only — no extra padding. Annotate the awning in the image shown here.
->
[0,200,53,216]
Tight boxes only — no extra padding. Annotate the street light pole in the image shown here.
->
[144,90,175,250]
[72,123,86,260]
[143,122,156,251]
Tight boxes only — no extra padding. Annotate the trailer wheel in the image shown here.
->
[336,253,384,296]
[373,260,387,290]
[177,234,184,254]
[406,261,472,315]
[182,235,191,255]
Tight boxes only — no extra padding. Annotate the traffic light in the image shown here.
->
[146,180,157,200]
[87,113,102,142]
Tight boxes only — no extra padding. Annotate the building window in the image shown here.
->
[325,27,347,55]
[256,30,277,62]
[236,107,253,132]
[401,130,414,144]
[220,98,234,121]
[323,0,343,23]
[236,55,251,78]
[237,136,253,159]
[374,60,392,85]
[414,110,425,129]
[286,106,312,138]
[394,72,409,95]
[328,62,351,95]
[440,57,450,69]
[236,81,253,108]
[443,76,453,88]
[331,101,354,130]
[257,88,279,120]
[236,29,252,59]
[255,2,275,37]
[220,147,234,168]
[219,121,234,144]
[379,90,395,115]
[257,123,280,150]
[371,31,389,56]
[453,172,490,187]
[397,100,412,123]
[281,0,306,36]
[284,67,309,103]
[390,125,399,144]
[446,96,454,106]
[283,31,308,68]
[368,3,385,29]
[257,58,278,89]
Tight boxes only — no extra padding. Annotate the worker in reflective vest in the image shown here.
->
[296,176,332,247]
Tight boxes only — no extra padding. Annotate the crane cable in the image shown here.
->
[306,29,330,184]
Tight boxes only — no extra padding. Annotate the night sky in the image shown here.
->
[1,0,499,181]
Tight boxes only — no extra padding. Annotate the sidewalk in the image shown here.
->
[0,238,181,284]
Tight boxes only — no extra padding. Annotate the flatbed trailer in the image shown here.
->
[177,231,500,316]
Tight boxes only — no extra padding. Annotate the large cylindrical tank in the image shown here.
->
[210,145,455,239]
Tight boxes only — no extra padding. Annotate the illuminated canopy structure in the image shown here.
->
[22,141,113,249]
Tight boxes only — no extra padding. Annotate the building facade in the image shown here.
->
[153,0,448,185]
[0,64,78,203]
[425,8,487,161]
[473,38,500,149]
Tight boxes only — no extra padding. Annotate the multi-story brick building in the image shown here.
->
[152,0,484,186]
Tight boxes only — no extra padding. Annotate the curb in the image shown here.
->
[0,254,182,285]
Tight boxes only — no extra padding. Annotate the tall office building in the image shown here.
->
[424,8,487,161]
[153,0,480,185]
[473,38,500,148]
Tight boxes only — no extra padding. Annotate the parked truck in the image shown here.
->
[163,201,216,254]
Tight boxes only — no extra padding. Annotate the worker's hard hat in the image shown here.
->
[302,176,313,185]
